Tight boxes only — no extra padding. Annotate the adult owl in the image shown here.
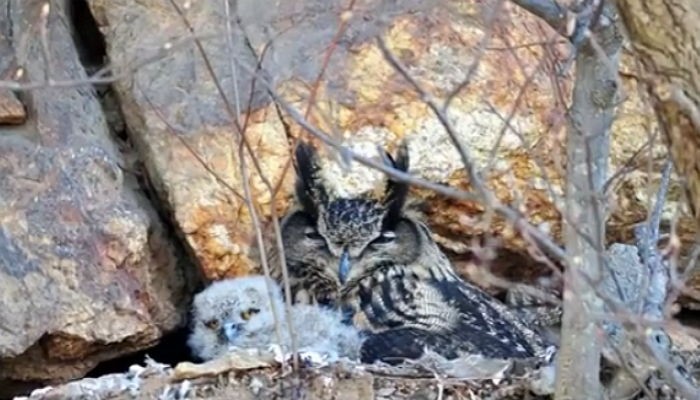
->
[273,140,547,364]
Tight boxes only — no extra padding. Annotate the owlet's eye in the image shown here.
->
[373,231,396,245]
[240,308,260,320]
[204,319,220,330]
[303,227,323,241]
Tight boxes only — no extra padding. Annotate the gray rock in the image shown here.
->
[0,0,189,386]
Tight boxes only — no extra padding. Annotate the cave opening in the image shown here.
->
[85,325,196,379]
[67,0,129,144]
[67,0,107,73]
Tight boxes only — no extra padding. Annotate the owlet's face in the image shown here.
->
[188,276,283,360]
[283,140,412,293]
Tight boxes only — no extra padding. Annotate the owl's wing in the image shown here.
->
[360,327,462,364]
[437,276,545,358]
[356,270,544,363]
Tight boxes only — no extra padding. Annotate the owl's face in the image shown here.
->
[340,216,424,284]
[285,141,411,290]
[187,276,283,360]
[280,210,340,290]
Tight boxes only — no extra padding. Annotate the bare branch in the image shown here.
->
[223,0,242,121]
[0,32,219,90]
[255,58,567,263]
[164,0,302,370]
[376,37,492,204]
[635,159,673,319]
[509,0,568,33]
[443,0,505,110]
[553,4,624,398]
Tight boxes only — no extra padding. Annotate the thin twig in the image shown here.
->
[602,131,658,194]
[165,0,300,370]
[0,32,219,90]
[39,2,51,82]
[636,158,673,319]
[237,141,287,353]
[223,0,242,121]
[443,0,504,110]
[137,85,246,203]
[303,0,357,119]
[376,36,492,204]
[259,81,566,261]
[234,21,302,370]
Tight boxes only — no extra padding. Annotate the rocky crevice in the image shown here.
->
[62,0,204,385]
[0,1,197,398]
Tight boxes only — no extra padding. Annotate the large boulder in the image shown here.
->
[0,0,189,389]
[88,0,696,291]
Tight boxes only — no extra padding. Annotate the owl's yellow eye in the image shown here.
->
[204,319,219,330]
[240,308,260,320]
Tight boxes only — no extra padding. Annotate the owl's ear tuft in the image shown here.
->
[294,140,327,217]
[382,141,410,229]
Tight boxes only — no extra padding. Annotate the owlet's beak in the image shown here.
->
[338,249,351,284]
[222,322,242,343]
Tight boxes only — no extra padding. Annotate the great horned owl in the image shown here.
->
[273,141,410,307]
[275,140,548,364]
[187,275,364,362]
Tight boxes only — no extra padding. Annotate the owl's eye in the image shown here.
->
[204,319,220,330]
[240,308,260,320]
[372,231,396,245]
[303,227,324,241]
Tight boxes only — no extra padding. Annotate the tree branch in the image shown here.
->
[510,0,612,73]
[636,159,673,319]
[509,0,567,32]
[549,1,624,398]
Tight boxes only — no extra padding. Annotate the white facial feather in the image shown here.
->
[187,275,364,362]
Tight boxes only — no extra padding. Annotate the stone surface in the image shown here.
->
[0,0,189,387]
[86,0,698,292]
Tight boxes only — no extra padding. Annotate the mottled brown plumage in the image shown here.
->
[273,140,548,364]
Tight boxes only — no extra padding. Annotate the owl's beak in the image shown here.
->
[222,322,242,343]
[338,249,351,284]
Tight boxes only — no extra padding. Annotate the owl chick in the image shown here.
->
[187,275,364,362]
[275,140,549,364]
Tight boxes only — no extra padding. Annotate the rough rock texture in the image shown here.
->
[0,0,189,388]
[86,0,697,291]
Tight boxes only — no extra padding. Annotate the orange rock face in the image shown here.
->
[90,0,693,295]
